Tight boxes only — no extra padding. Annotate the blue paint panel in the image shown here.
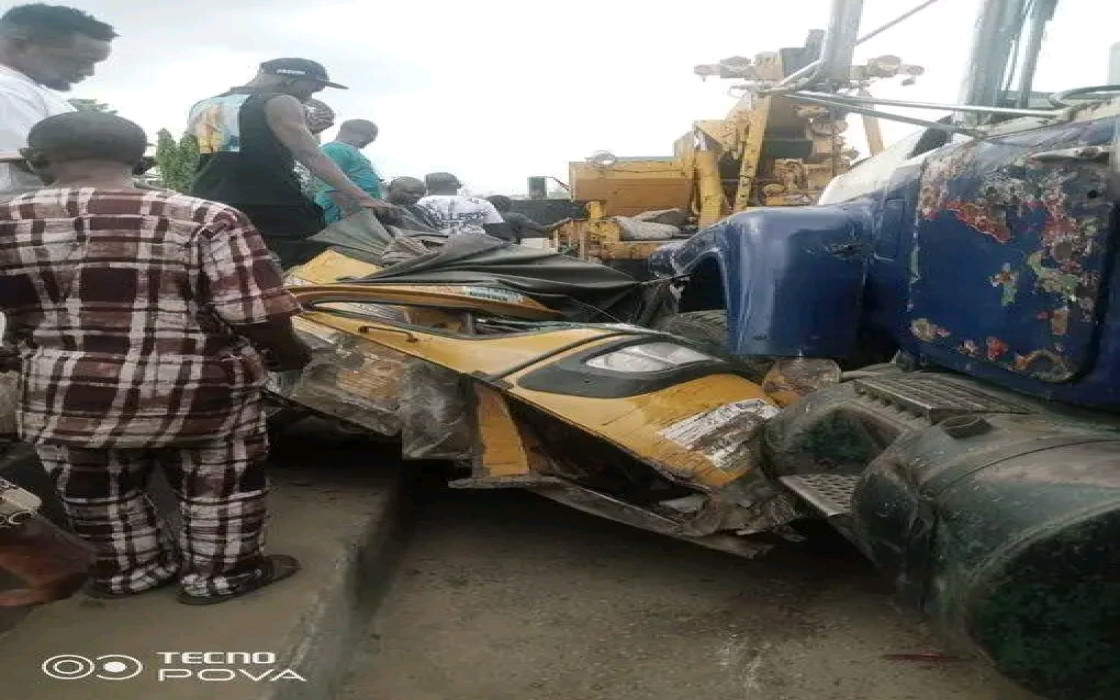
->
[909,118,1115,382]
[863,164,923,342]
[873,199,905,259]
[664,204,872,357]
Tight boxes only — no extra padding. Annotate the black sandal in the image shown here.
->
[176,554,301,606]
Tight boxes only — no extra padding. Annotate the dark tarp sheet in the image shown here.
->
[356,234,644,322]
[308,210,445,261]
[310,212,645,322]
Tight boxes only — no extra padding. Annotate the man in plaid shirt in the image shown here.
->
[0,111,311,604]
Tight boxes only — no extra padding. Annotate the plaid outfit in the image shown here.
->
[0,188,300,597]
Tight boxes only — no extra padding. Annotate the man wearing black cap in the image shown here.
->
[188,58,394,268]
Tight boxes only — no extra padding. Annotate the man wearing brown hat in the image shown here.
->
[188,58,394,268]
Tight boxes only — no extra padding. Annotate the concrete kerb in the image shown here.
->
[0,434,415,700]
[269,464,415,700]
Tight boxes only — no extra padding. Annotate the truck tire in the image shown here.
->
[654,310,731,355]
[654,311,772,380]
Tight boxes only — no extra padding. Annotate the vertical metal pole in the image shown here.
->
[957,0,1029,113]
[858,89,885,156]
[1014,0,1057,107]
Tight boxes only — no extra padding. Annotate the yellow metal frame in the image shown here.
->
[287,249,561,324]
[288,248,382,283]
[693,139,725,227]
[731,95,772,214]
[293,283,562,321]
[472,384,535,478]
[551,215,669,264]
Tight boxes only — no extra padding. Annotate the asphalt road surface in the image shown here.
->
[337,486,1040,700]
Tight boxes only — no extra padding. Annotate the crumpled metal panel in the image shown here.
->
[909,117,1115,382]
[398,360,473,461]
[266,316,405,436]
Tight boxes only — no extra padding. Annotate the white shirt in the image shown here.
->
[0,65,75,192]
[417,195,504,236]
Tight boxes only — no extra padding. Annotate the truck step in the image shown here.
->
[780,473,861,518]
[853,375,1032,423]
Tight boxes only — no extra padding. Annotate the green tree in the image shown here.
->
[153,129,199,193]
[68,98,116,114]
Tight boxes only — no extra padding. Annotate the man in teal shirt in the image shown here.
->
[314,119,381,223]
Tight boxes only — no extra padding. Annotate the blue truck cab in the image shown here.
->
[652,3,1120,697]
[654,102,1120,408]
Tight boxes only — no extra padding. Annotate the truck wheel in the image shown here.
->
[655,310,731,354]
[654,310,772,381]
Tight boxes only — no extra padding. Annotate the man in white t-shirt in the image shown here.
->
[0,4,116,193]
[417,172,513,240]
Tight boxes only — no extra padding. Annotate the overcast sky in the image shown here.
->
[66,0,1116,194]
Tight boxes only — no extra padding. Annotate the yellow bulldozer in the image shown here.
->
[550,32,916,276]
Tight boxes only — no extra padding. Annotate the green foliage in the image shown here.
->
[153,129,200,193]
[68,98,116,114]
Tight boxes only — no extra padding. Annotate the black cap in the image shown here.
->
[259,58,347,90]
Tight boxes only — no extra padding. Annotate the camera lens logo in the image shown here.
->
[42,654,144,681]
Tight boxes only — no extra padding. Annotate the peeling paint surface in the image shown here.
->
[658,399,779,473]
[909,117,1115,382]
[989,264,1019,306]
[1011,349,1073,382]
[986,336,1010,361]
[1050,308,1070,336]
[910,318,951,342]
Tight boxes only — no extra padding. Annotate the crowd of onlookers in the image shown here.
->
[0,3,571,608]
[296,108,565,255]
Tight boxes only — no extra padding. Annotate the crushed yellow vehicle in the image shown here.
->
[267,233,801,557]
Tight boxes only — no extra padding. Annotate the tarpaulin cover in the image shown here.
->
[308,210,446,264]
[355,233,644,322]
[308,213,644,321]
